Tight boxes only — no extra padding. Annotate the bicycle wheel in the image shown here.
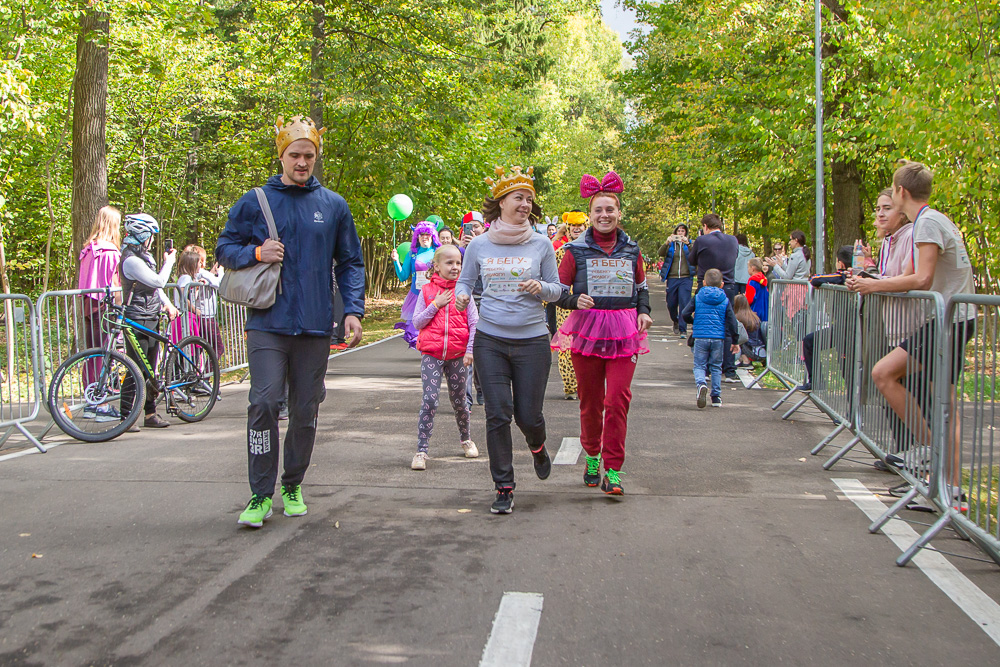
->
[166,336,220,423]
[48,348,144,442]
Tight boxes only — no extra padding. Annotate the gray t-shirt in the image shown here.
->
[913,208,975,321]
[456,232,563,339]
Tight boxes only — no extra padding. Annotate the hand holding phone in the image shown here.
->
[164,238,174,253]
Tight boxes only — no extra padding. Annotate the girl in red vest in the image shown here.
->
[552,172,653,495]
[411,244,480,470]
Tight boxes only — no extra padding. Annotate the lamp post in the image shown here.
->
[814,0,826,273]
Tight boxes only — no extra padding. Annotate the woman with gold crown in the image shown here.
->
[455,166,565,514]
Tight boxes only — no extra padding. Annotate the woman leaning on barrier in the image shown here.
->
[77,206,123,399]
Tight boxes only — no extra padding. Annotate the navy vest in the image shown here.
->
[566,228,641,310]
[119,245,161,320]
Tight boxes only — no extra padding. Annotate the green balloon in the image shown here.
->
[426,214,444,231]
[387,194,413,221]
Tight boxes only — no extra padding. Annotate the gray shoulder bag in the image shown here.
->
[219,187,283,309]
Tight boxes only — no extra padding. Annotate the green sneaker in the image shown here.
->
[281,484,308,517]
[237,495,272,527]
[601,469,624,496]
[584,455,601,487]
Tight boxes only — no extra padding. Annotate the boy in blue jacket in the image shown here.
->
[682,269,740,408]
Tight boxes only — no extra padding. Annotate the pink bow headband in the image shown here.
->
[580,171,624,199]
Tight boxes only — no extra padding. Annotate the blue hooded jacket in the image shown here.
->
[683,285,739,340]
[216,175,365,336]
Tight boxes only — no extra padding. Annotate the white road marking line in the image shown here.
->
[736,367,761,389]
[328,332,404,360]
[833,478,1000,648]
[480,592,544,667]
[553,437,582,465]
[0,441,64,462]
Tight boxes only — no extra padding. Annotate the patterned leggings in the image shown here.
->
[418,355,471,452]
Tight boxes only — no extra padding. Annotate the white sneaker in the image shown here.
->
[411,452,428,470]
[461,440,479,458]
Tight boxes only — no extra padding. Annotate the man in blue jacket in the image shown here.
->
[217,115,365,528]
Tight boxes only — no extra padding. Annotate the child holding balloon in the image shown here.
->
[392,220,440,347]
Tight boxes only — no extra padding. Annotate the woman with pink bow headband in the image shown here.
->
[552,170,652,496]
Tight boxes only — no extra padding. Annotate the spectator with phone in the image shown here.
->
[657,223,693,336]
[118,213,179,429]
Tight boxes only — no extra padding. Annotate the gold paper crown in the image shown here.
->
[275,115,327,157]
[562,211,588,227]
[484,165,536,200]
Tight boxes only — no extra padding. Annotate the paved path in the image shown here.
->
[2,286,1000,665]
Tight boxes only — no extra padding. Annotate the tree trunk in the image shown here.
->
[830,158,863,271]
[309,0,326,185]
[71,8,109,269]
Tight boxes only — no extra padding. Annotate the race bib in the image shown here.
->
[587,258,633,297]
[414,272,431,291]
[482,256,532,295]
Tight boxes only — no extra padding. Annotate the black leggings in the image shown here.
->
[473,332,551,489]
[122,318,160,415]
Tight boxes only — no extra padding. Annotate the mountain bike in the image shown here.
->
[47,288,220,442]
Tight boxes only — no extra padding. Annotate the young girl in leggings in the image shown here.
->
[552,171,652,495]
[456,166,564,514]
[411,244,479,470]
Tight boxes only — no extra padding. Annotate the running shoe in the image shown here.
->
[278,404,289,421]
[564,392,578,400]
[531,445,551,480]
[411,452,428,470]
[83,406,97,420]
[281,484,307,516]
[94,404,122,422]
[723,373,741,384]
[796,382,812,392]
[461,440,479,458]
[887,482,913,498]
[491,487,514,514]
[711,396,722,407]
[697,384,708,409]
[584,455,601,487]
[601,469,624,495]
[237,495,273,527]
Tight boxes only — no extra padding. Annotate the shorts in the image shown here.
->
[899,318,975,384]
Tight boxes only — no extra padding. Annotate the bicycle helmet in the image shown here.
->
[123,213,159,246]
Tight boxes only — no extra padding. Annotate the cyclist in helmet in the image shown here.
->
[119,212,179,429]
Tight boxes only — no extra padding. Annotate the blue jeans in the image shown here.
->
[666,276,693,333]
[693,338,723,398]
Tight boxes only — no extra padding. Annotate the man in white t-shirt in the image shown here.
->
[847,161,975,475]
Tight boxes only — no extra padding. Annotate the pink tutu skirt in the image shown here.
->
[551,308,649,359]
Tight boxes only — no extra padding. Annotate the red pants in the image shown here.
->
[571,353,637,472]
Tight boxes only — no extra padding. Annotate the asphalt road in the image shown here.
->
[2,285,999,666]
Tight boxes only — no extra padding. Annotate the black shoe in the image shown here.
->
[887,482,912,497]
[143,414,170,428]
[723,373,741,383]
[491,488,514,514]
[873,459,892,472]
[476,390,485,405]
[697,384,708,409]
[797,382,812,392]
[601,469,624,495]
[531,445,551,480]
[672,324,680,335]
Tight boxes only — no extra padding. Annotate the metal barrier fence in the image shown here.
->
[913,295,1000,567]
[167,282,249,375]
[750,279,811,414]
[806,285,863,461]
[0,294,44,452]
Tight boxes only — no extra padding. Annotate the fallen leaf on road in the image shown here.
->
[19,533,30,537]
[31,553,43,559]
[798,458,807,462]
[334,521,340,529]
[457,509,472,514]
